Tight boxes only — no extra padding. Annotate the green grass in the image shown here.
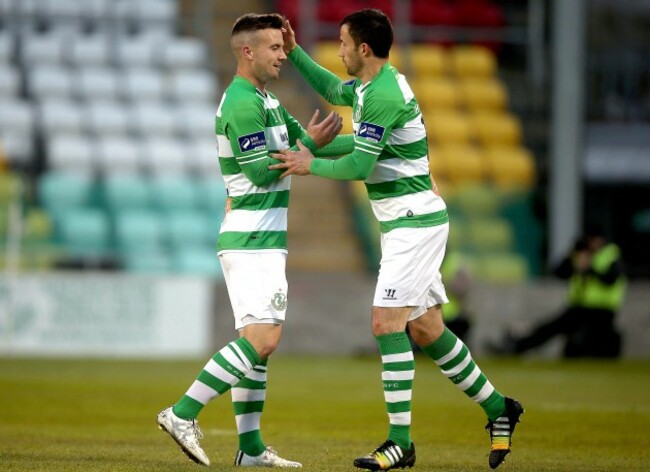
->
[1,356,649,471]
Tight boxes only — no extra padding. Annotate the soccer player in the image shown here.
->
[157,13,347,467]
[271,9,524,471]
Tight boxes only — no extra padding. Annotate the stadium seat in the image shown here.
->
[123,251,172,273]
[96,136,143,174]
[0,65,19,98]
[424,110,472,145]
[186,137,220,175]
[122,68,166,103]
[102,173,153,211]
[437,144,485,184]
[409,43,449,76]
[160,37,208,70]
[114,209,164,253]
[21,33,66,66]
[47,134,96,173]
[323,104,355,135]
[165,209,213,249]
[129,102,177,137]
[141,137,187,175]
[484,145,536,189]
[450,45,497,78]
[167,70,216,103]
[150,175,199,211]
[67,35,112,67]
[459,77,508,111]
[58,208,111,255]
[195,176,227,217]
[76,67,120,101]
[38,99,85,136]
[171,246,223,279]
[0,131,34,166]
[115,36,158,68]
[26,65,74,99]
[38,171,94,216]
[130,0,178,36]
[466,216,514,252]
[427,145,448,181]
[0,99,35,137]
[0,32,14,63]
[453,183,501,216]
[471,111,522,146]
[411,77,460,111]
[175,103,218,138]
[312,42,347,77]
[83,100,130,135]
[477,252,528,283]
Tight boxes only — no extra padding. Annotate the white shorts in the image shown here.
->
[219,251,288,331]
[373,224,450,321]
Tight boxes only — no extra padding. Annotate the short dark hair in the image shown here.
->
[340,8,393,58]
[232,13,284,36]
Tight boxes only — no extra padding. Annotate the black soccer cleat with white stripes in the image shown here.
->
[354,440,416,471]
[486,397,525,469]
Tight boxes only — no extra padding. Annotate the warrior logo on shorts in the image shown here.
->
[271,292,287,311]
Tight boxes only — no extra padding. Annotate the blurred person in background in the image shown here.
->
[156,13,346,468]
[489,225,626,358]
[271,9,523,471]
[439,251,474,343]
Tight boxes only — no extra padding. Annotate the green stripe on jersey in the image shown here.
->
[217,231,287,250]
[366,174,432,200]
[379,209,449,233]
[231,190,290,211]
[381,139,428,160]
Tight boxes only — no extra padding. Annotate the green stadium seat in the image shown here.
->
[102,174,153,211]
[58,208,111,255]
[196,176,227,219]
[166,210,212,249]
[38,172,94,217]
[150,175,199,211]
[171,247,223,279]
[114,210,164,253]
[123,252,172,274]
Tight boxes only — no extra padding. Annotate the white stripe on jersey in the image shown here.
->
[266,124,289,150]
[217,134,233,157]
[386,114,426,145]
[223,173,291,198]
[365,156,430,184]
[263,95,281,110]
[370,190,446,222]
[221,207,288,233]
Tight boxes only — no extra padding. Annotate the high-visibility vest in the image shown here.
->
[567,243,626,311]
[441,252,463,321]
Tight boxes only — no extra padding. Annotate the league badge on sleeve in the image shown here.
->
[358,122,385,143]
[238,131,267,153]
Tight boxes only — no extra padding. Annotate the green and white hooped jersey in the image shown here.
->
[350,64,447,232]
[215,76,305,253]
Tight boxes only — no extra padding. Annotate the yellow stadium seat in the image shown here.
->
[424,110,472,145]
[477,252,529,283]
[466,217,514,252]
[450,45,497,78]
[484,145,536,189]
[471,111,522,146]
[427,145,448,181]
[409,43,449,76]
[436,144,485,184]
[312,41,347,77]
[459,77,507,111]
[323,102,354,135]
[412,77,460,111]
[388,45,404,70]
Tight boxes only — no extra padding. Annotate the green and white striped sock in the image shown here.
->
[376,332,415,450]
[422,327,505,421]
[232,358,268,456]
[173,338,261,420]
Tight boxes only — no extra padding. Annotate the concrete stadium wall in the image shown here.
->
[210,274,650,359]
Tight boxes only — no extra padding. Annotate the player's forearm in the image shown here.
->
[242,156,284,187]
[288,46,349,106]
[309,149,376,181]
[313,134,355,157]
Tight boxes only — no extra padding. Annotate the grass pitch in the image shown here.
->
[0,355,649,471]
